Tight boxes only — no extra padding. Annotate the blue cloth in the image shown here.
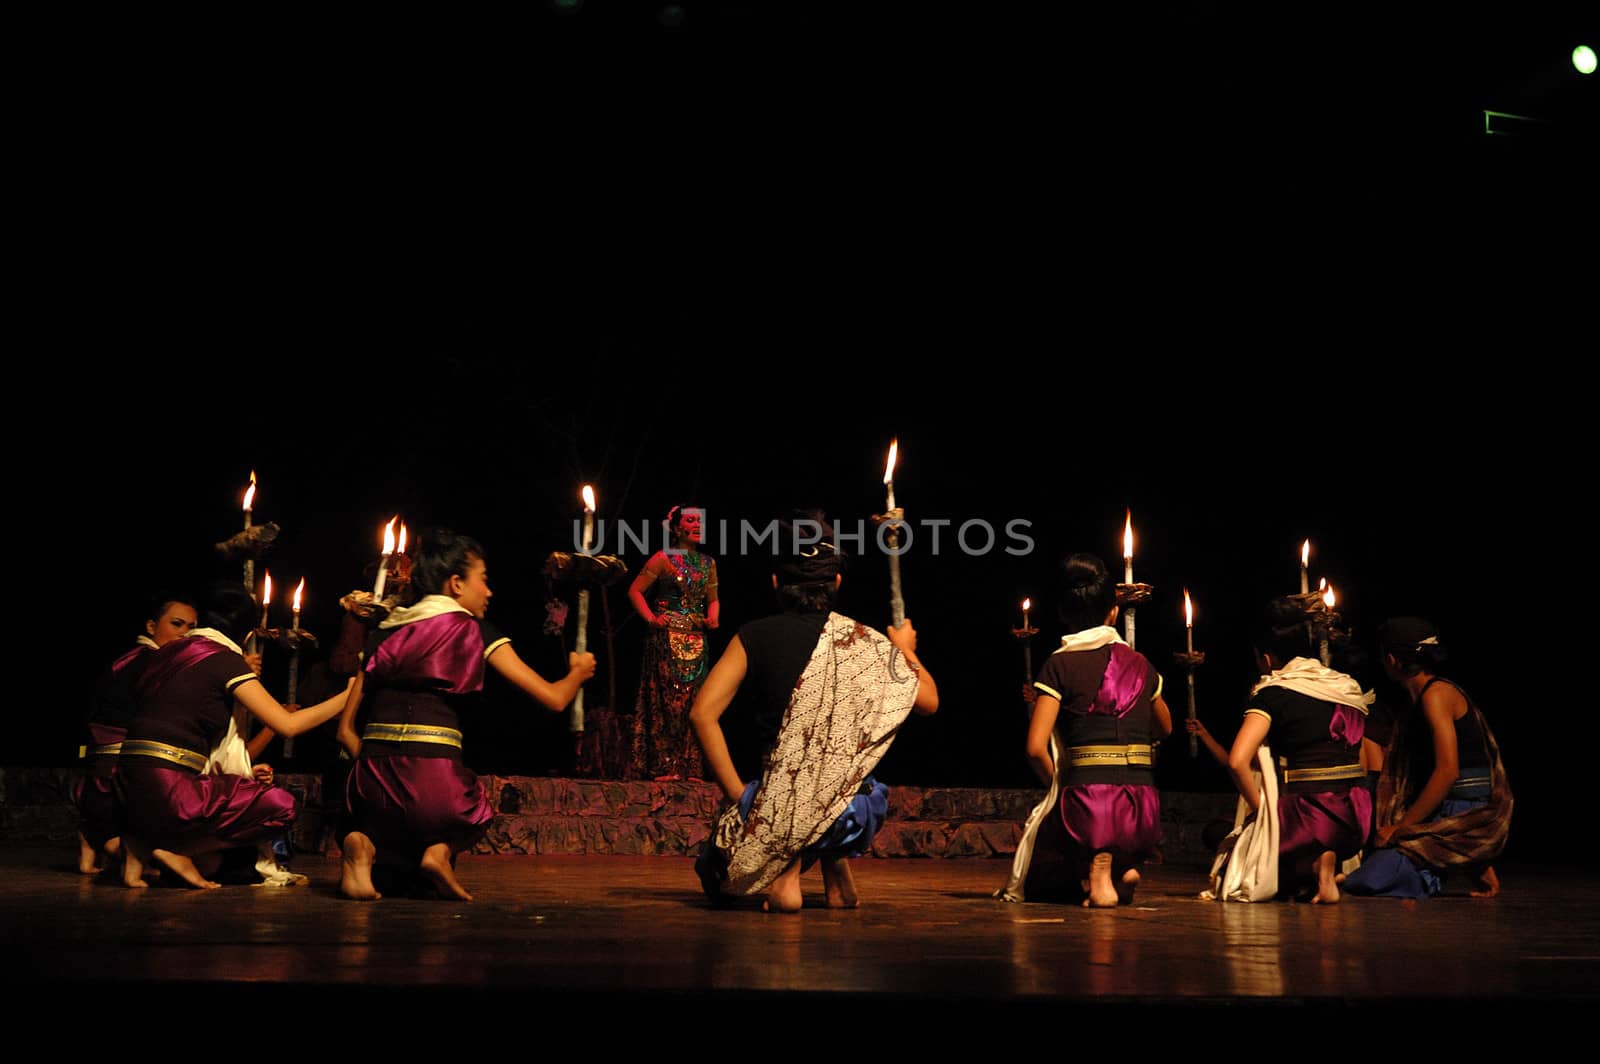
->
[1341,848,1443,898]
[1343,797,1486,899]
[736,776,890,858]
[695,777,890,900]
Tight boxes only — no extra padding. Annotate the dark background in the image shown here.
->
[7,2,1593,864]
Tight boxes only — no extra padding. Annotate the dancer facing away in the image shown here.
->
[1225,598,1373,904]
[1001,553,1172,908]
[691,511,938,913]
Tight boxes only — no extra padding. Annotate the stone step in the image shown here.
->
[1,766,1238,865]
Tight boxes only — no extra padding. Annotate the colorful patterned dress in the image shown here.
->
[629,550,716,779]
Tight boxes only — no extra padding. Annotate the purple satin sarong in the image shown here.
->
[345,755,493,858]
[1016,783,1161,902]
[366,612,485,694]
[1329,703,1367,744]
[136,638,228,699]
[1059,783,1162,863]
[1278,787,1372,862]
[117,763,296,851]
[1097,645,1149,718]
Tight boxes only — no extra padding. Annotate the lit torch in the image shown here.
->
[285,578,305,757]
[884,439,905,628]
[242,471,258,592]
[573,485,596,733]
[372,517,397,601]
[1122,510,1136,650]
[1021,597,1034,684]
[1320,582,1336,666]
[1185,589,1197,757]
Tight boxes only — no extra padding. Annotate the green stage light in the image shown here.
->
[1575,45,1597,75]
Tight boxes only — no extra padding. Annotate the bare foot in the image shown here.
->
[152,849,221,890]
[1116,867,1141,906]
[419,843,473,902]
[1470,865,1501,898]
[1311,851,1340,904]
[122,838,150,889]
[822,857,859,909]
[764,860,802,913]
[78,832,102,875]
[340,832,382,900]
[1085,852,1119,908]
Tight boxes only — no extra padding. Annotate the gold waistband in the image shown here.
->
[85,742,124,758]
[120,740,208,772]
[361,722,463,749]
[1280,762,1364,783]
[1067,744,1153,767]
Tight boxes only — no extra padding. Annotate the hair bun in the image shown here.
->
[1063,555,1102,590]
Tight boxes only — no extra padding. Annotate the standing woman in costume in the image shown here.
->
[340,529,595,902]
[1001,554,1171,908]
[1341,618,1511,898]
[628,505,719,781]
[117,583,353,889]
[1225,598,1373,904]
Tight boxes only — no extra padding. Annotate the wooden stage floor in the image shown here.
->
[4,844,1594,1034]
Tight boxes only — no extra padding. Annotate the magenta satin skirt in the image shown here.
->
[1059,783,1163,864]
[1279,788,1372,862]
[345,755,493,858]
[117,762,296,851]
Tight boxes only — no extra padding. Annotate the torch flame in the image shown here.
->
[582,484,596,512]
[1123,510,1134,560]
[1022,597,1031,612]
[883,439,898,485]
[397,524,408,555]
[243,471,257,512]
[293,578,304,613]
[1301,539,1310,567]
[1185,588,1193,627]
[262,571,272,604]
[1319,577,1327,591]
[382,516,397,555]
[1323,584,1336,610]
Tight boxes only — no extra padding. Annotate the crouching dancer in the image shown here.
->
[692,512,938,913]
